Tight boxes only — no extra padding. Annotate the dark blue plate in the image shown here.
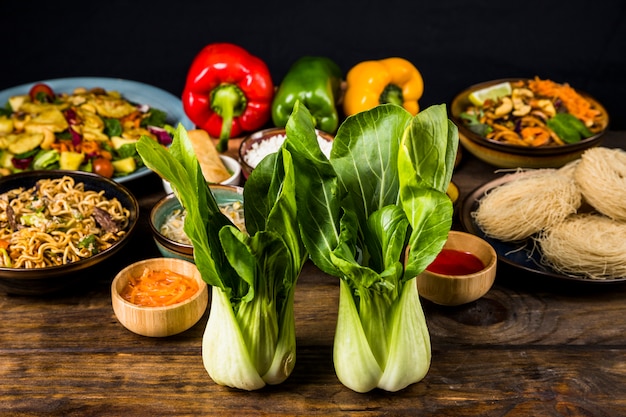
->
[459,171,626,283]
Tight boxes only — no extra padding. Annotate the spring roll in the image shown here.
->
[187,129,231,183]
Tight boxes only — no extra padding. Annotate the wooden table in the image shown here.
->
[2,132,626,417]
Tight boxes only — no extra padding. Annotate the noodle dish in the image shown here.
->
[450,78,609,168]
[0,170,139,294]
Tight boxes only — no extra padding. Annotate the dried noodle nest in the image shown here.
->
[472,148,626,280]
[537,213,626,280]
[574,147,626,221]
[472,168,582,242]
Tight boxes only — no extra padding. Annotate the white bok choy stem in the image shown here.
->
[285,102,458,392]
[137,125,306,390]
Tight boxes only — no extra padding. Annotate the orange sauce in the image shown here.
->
[426,249,485,275]
[121,268,199,307]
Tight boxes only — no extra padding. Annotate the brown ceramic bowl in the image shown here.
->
[417,231,497,306]
[238,127,334,178]
[450,78,609,168]
[111,257,208,337]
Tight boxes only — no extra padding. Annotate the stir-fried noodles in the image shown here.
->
[0,176,130,268]
[459,77,606,147]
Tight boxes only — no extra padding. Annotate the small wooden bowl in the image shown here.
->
[111,258,209,337]
[417,231,497,306]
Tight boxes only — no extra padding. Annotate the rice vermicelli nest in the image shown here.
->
[472,169,582,242]
[537,213,626,280]
[574,147,626,222]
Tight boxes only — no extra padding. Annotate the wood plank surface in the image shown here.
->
[2,133,626,416]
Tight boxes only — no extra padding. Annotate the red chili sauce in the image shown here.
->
[426,249,485,275]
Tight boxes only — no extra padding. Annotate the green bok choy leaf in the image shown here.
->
[136,125,307,390]
[285,102,458,392]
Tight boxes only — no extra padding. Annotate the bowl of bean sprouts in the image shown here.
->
[149,185,245,263]
[0,170,139,295]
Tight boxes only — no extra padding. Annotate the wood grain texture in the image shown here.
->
[2,133,626,416]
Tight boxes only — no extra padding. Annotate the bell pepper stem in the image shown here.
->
[217,106,234,152]
[211,84,247,152]
[379,84,404,107]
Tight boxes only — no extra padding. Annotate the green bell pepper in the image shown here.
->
[271,56,343,134]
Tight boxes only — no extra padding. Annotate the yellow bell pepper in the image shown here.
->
[343,57,424,116]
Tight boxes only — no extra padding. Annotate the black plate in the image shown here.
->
[459,172,626,283]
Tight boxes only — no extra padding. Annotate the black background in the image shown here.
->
[2,0,625,129]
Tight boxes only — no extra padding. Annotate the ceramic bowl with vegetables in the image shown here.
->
[150,185,245,263]
[0,77,194,182]
[238,127,334,178]
[450,78,609,168]
[0,170,139,295]
[416,230,497,306]
[111,257,209,337]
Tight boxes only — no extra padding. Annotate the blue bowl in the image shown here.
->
[149,185,244,263]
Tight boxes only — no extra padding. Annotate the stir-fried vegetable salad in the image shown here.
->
[0,83,173,178]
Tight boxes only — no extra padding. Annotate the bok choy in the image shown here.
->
[136,125,306,390]
[284,102,458,392]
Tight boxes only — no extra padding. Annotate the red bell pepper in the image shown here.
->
[182,43,274,152]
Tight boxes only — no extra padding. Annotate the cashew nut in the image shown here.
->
[512,99,532,116]
[512,88,534,100]
[511,88,533,116]
[535,99,556,117]
[40,128,56,150]
[494,97,513,117]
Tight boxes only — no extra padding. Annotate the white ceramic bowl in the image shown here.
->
[162,155,241,194]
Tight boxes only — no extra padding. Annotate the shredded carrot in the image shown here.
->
[121,111,142,122]
[100,150,113,160]
[50,141,75,153]
[121,111,143,129]
[527,76,601,127]
[0,239,10,250]
[78,140,100,154]
[521,126,551,147]
[120,267,199,307]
